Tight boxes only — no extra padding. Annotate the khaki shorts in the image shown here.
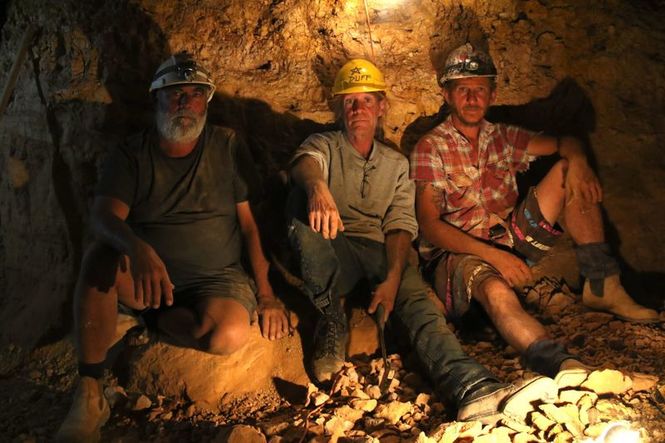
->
[432,187,562,320]
[127,264,258,317]
[173,264,258,315]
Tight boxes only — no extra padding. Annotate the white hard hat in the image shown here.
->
[149,52,216,101]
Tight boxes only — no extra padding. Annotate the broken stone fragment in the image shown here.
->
[311,392,330,407]
[414,431,436,443]
[350,387,370,399]
[595,399,632,420]
[474,425,511,443]
[552,430,574,442]
[558,388,597,405]
[500,417,532,434]
[630,372,658,392]
[331,373,350,395]
[131,394,152,411]
[530,411,556,432]
[365,385,382,399]
[513,433,539,443]
[324,415,354,436]
[387,377,400,392]
[373,400,412,425]
[584,422,608,438]
[213,424,267,443]
[350,398,377,412]
[581,369,633,395]
[414,393,430,407]
[304,383,319,407]
[545,423,565,441]
[538,403,584,437]
[397,421,412,431]
[428,420,483,443]
[363,416,385,430]
[577,394,598,425]
[334,405,365,423]
[104,385,127,408]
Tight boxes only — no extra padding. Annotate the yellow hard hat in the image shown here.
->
[332,59,387,96]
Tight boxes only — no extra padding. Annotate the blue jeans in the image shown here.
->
[286,189,498,405]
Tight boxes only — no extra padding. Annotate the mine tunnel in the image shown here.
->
[0,0,664,441]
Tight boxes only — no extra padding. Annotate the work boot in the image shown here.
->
[311,313,348,383]
[457,376,558,425]
[55,376,110,443]
[501,376,558,423]
[583,275,659,323]
[457,382,511,424]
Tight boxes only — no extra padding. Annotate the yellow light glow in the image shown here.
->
[597,422,641,443]
[344,0,407,11]
[370,0,407,7]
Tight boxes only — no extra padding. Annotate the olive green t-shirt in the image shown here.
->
[95,125,255,287]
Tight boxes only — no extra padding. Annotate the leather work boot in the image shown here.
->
[582,275,659,323]
[457,376,558,425]
[311,313,348,383]
[55,377,110,443]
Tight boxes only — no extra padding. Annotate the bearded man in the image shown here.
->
[56,53,289,442]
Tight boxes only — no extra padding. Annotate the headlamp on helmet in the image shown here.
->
[439,43,497,86]
[149,53,216,102]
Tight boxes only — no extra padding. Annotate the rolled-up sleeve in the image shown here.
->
[290,133,332,181]
[382,159,418,240]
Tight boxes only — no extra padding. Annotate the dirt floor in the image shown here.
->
[1,273,665,442]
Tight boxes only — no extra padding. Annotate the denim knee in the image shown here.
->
[287,217,340,312]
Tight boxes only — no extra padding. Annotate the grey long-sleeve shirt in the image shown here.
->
[292,131,418,244]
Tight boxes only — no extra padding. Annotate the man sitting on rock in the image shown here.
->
[56,53,289,442]
[288,58,557,425]
[410,43,659,379]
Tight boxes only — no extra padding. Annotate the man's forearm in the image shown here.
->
[244,232,273,297]
[557,136,587,162]
[91,213,141,257]
[420,218,496,262]
[384,230,411,281]
[290,155,324,193]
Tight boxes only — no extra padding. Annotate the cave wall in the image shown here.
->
[1,0,664,348]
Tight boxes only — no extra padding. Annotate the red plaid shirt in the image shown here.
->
[410,116,535,261]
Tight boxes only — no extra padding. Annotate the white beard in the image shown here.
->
[156,108,206,143]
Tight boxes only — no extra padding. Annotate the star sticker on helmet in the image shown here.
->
[349,67,363,76]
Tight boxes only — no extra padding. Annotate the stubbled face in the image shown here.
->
[342,92,385,138]
[155,84,209,143]
[444,77,496,127]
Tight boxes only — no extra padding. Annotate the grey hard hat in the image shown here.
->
[149,52,215,101]
[439,43,497,85]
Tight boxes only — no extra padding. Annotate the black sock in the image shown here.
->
[78,361,105,379]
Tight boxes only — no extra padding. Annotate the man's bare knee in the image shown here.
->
[203,324,250,356]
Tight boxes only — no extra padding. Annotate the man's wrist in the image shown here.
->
[256,285,275,300]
